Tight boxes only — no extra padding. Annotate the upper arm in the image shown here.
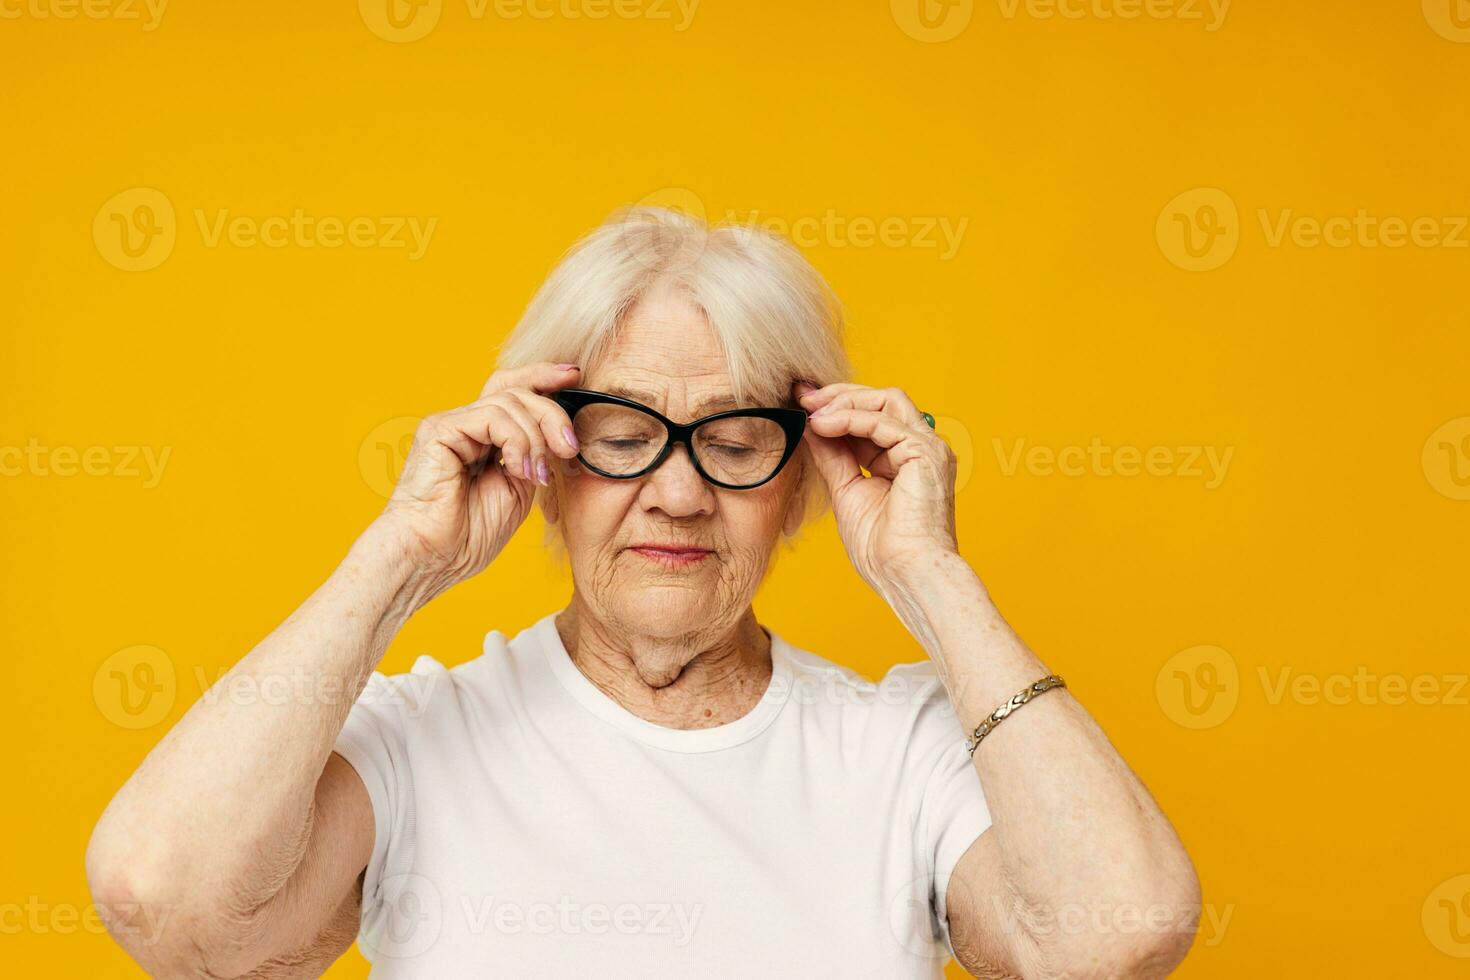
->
[945,832,1036,980]
[226,753,375,978]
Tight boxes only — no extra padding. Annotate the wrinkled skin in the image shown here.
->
[550,280,807,692]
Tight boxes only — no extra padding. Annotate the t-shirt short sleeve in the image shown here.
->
[895,664,994,959]
[332,666,432,960]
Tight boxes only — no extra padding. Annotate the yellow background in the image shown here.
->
[3,0,1468,975]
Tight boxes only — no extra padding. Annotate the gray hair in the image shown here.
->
[496,204,853,554]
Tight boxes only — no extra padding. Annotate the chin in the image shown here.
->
[613,594,710,639]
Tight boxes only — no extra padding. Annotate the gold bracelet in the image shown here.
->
[965,675,1066,755]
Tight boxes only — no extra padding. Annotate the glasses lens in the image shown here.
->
[574,403,666,475]
[692,416,788,487]
[571,400,793,486]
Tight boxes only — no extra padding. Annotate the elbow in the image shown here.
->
[1028,857,1204,980]
[1128,838,1205,976]
[1088,829,1203,979]
[1089,903,1200,980]
[85,822,217,979]
[1095,855,1203,980]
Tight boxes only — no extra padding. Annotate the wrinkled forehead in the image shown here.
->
[583,289,786,420]
[579,312,729,420]
[593,382,742,422]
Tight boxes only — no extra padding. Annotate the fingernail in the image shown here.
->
[556,363,579,371]
[522,458,532,479]
[563,426,579,451]
[537,459,550,484]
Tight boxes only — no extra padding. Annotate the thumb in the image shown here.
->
[801,424,861,494]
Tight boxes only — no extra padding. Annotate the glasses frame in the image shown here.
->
[552,387,808,490]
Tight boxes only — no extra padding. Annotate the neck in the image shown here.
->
[554,594,773,730]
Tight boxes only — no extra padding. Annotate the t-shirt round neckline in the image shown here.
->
[531,611,794,753]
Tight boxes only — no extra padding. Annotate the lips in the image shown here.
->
[629,543,713,555]
[627,543,714,567]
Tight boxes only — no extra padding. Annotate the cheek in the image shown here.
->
[560,476,634,553]
[719,486,789,553]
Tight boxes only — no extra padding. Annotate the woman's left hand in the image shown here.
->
[794,380,960,594]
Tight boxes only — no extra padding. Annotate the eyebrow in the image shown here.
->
[603,385,741,416]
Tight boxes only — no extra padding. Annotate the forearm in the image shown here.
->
[881,552,1199,958]
[87,518,427,935]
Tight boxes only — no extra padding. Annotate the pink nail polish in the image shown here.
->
[522,458,532,479]
[563,426,579,451]
[537,459,549,484]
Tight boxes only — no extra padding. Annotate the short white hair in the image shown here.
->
[497,204,853,550]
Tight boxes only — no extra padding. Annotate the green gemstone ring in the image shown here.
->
[921,412,935,430]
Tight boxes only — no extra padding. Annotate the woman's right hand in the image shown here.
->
[375,361,583,596]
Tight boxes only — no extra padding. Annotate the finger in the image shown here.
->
[869,439,928,479]
[801,423,863,493]
[410,411,490,478]
[506,388,580,460]
[798,388,896,471]
[436,402,535,482]
[808,407,919,451]
[791,379,830,401]
[795,382,868,412]
[811,408,923,476]
[480,361,581,399]
[480,397,553,485]
[846,435,896,479]
[810,386,924,427]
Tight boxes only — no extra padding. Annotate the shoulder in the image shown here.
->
[772,630,965,748]
[345,619,543,728]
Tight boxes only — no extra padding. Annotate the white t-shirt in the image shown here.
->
[333,612,991,979]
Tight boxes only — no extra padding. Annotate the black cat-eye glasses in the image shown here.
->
[552,388,807,490]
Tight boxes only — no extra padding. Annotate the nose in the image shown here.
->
[638,442,715,518]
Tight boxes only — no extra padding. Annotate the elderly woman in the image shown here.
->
[87,207,1200,979]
